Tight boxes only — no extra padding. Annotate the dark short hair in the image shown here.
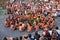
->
[28,34,31,38]
[24,36,28,39]
[20,36,22,40]
[3,37,7,40]
[55,27,58,30]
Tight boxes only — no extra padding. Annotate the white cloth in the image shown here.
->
[10,0,14,3]
[52,13,57,17]
[44,0,48,1]
[56,30,60,34]
[49,31,52,35]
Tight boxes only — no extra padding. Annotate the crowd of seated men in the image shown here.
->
[3,29,60,40]
[4,0,58,32]
[4,10,55,32]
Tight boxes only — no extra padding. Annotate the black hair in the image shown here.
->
[20,24,22,26]
[15,37,18,40]
[38,16,40,18]
[55,27,58,30]
[20,36,22,40]
[28,34,31,38]
[3,37,7,40]
[44,22,47,25]
[24,36,28,39]
[53,18,55,21]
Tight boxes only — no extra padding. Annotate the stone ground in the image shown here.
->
[0,14,60,40]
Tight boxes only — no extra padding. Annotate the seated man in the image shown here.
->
[4,19,9,27]
[19,23,25,32]
[27,23,32,32]
[10,23,15,30]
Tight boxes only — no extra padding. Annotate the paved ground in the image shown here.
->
[0,14,60,40]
